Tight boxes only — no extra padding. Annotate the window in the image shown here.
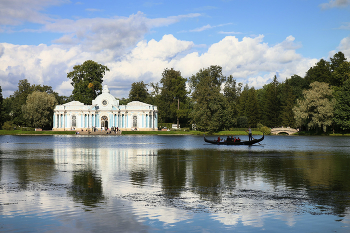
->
[133,116,137,128]
[72,115,76,127]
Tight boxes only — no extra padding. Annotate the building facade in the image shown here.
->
[53,85,158,131]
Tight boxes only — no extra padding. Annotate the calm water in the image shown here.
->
[1,134,350,232]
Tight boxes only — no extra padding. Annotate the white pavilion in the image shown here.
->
[53,85,158,131]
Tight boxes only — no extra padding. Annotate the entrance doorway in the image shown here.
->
[101,116,108,129]
[133,116,137,128]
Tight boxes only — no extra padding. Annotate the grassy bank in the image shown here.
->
[121,130,263,136]
[0,129,264,136]
[294,131,350,136]
[0,130,76,135]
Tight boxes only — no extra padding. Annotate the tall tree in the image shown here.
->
[304,59,332,85]
[330,51,347,72]
[237,84,249,117]
[246,87,259,127]
[237,85,259,127]
[263,76,281,128]
[10,79,33,126]
[280,81,296,127]
[334,79,350,132]
[22,91,57,129]
[67,60,109,105]
[293,82,335,132]
[222,76,240,129]
[159,68,188,125]
[7,79,66,126]
[189,66,225,132]
[330,61,350,87]
[287,75,308,100]
[129,81,149,102]
[0,86,4,129]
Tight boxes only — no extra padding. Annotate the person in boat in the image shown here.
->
[237,137,241,142]
[246,127,252,141]
[227,136,231,142]
[217,136,220,142]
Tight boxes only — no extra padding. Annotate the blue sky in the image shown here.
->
[0,0,350,98]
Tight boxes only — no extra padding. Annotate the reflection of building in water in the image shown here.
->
[53,147,159,176]
[53,85,158,131]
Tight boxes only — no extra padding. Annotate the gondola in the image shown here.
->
[204,134,264,145]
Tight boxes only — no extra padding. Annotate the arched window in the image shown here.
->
[133,116,137,128]
[72,115,76,127]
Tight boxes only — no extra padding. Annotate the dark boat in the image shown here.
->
[204,134,264,145]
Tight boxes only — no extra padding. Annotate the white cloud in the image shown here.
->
[173,35,314,88]
[190,24,213,32]
[320,0,350,9]
[0,33,321,98]
[218,31,243,35]
[48,12,200,54]
[188,23,232,32]
[337,36,350,58]
[0,0,67,26]
[338,22,350,30]
[0,43,91,97]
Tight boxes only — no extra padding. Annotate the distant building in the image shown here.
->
[53,85,158,131]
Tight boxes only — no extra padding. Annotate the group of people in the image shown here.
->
[226,136,241,142]
[216,127,253,143]
[216,136,241,143]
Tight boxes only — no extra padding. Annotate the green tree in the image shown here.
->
[128,81,149,102]
[334,79,350,132]
[159,68,188,125]
[331,61,350,87]
[189,66,225,132]
[293,82,335,132]
[287,75,308,100]
[280,81,296,127]
[222,76,241,129]
[144,82,160,107]
[237,85,259,127]
[330,51,347,72]
[0,86,4,129]
[7,79,66,127]
[237,84,249,118]
[262,76,281,128]
[67,60,109,105]
[305,59,332,85]
[22,91,57,129]
[246,87,259,127]
[10,79,33,126]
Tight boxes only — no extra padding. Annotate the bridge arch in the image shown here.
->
[270,127,298,135]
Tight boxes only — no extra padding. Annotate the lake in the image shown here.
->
[1,134,350,232]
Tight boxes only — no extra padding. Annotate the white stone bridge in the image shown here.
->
[271,127,298,135]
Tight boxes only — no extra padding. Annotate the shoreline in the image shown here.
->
[1,130,350,136]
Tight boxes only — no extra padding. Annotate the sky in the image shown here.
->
[0,0,350,98]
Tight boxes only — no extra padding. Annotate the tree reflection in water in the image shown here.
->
[68,169,104,208]
[11,149,56,190]
[129,169,148,186]
[157,149,187,199]
[134,149,350,216]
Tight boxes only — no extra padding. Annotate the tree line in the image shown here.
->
[1,52,349,133]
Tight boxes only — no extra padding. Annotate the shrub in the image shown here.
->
[158,123,172,129]
[260,126,271,135]
[2,121,14,130]
[22,127,35,131]
[257,123,271,135]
